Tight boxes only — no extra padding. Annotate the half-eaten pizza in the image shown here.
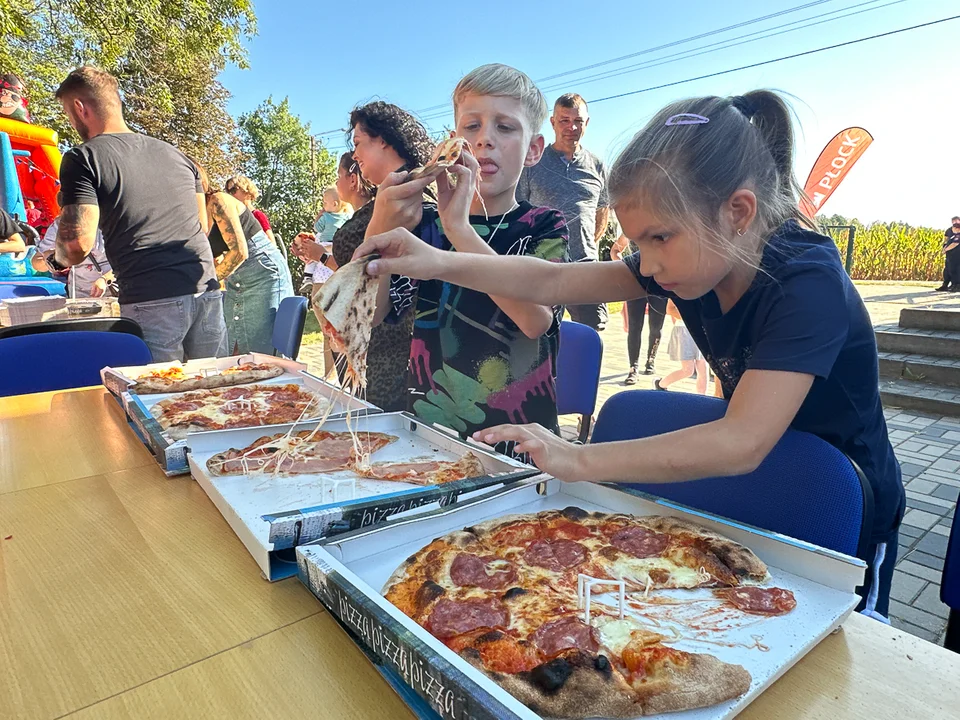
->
[132,362,285,394]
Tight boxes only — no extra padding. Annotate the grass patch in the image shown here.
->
[302,309,324,347]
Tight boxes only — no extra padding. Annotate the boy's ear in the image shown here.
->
[524,134,545,168]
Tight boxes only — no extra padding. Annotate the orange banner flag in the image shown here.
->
[799,127,874,218]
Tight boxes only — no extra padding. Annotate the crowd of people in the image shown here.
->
[0,62,908,619]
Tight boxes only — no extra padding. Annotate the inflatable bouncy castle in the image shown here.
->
[0,117,61,228]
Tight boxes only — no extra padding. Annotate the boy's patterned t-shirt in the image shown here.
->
[388,202,569,457]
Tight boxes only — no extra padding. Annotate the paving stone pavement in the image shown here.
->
[298,282,959,645]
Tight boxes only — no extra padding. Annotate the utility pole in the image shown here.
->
[310,136,317,212]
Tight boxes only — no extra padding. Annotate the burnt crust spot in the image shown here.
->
[598,545,621,560]
[475,630,504,643]
[529,658,574,694]
[414,581,445,612]
[560,506,588,521]
[593,654,612,678]
[502,587,527,600]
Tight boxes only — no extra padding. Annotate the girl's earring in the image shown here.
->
[736,228,744,237]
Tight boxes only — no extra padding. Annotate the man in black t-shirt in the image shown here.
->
[0,209,27,256]
[937,216,960,292]
[48,66,227,361]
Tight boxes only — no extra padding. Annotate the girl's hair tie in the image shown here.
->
[730,96,759,120]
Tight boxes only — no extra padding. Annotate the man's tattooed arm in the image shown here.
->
[55,204,100,266]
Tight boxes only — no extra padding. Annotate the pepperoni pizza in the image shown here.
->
[383,507,796,718]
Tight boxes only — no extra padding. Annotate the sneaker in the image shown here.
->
[935,284,950,292]
[951,286,960,293]
[624,367,639,385]
[654,378,667,391]
[299,279,313,298]
[643,360,655,375]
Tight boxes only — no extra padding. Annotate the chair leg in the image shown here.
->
[578,414,592,444]
[946,609,960,653]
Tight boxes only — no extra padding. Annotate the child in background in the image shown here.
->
[356,90,904,618]
[363,63,569,459]
[655,299,707,394]
[302,187,351,295]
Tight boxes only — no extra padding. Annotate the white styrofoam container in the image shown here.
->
[125,371,379,476]
[188,412,539,580]
[297,478,866,720]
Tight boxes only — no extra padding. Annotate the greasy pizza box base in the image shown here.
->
[187,412,539,581]
[100,352,307,404]
[297,479,866,720]
[124,373,380,477]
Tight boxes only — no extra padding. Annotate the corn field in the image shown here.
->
[822,216,945,281]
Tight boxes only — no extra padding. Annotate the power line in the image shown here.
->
[311,0,842,133]
[539,0,901,94]
[588,12,960,105]
[409,0,902,127]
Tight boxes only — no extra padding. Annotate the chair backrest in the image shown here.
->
[591,390,874,558]
[556,320,603,416]
[0,331,152,396]
[273,295,308,359]
[942,512,960,609]
[0,283,49,298]
[0,316,144,340]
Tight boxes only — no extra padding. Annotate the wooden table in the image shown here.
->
[2,388,959,720]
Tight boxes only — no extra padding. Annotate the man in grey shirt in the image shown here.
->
[518,93,610,331]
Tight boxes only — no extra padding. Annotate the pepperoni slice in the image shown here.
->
[715,587,797,616]
[220,387,249,400]
[449,553,517,589]
[524,540,587,571]
[426,598,509,639]
[610,526,671,558]
[531,617,599,659]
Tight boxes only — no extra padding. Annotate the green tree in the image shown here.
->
[238,96,337,286]
[0,0,255,176]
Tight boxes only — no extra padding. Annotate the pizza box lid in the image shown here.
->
[100,352,307,400]
[295,478,866,720]
[186,412,539,581]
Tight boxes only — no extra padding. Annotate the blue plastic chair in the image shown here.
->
[0,331,152,397]
[556,320,603,442]
[941,512,960,652]
[272,295,308,360]
[0,283,49,298]
[590,390,874,559]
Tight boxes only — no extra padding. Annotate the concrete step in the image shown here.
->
[879,352,960,388]
[880,378,960,417]
[899,307,960,332]
[875,325,960,358]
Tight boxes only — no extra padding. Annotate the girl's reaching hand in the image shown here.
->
[353,227,445,281]
[472,423,587,481]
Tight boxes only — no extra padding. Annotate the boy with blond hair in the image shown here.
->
[365,63,569,458]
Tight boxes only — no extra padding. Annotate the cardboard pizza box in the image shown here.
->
[296,479,867,720]
[125,372,380,476]
[187,412,540,580]
[101,352,307,407]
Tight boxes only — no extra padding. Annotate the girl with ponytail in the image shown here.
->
[354,90,904,618]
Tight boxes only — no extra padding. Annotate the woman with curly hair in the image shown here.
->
[297,105,434,410]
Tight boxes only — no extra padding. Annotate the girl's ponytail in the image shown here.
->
[736,91,797,198]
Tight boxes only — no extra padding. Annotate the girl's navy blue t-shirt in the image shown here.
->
[623,220,904,544]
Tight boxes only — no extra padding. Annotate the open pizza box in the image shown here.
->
[125,372,379,476]
[187,412,541,580]
[295,477,867,720]
[101,352,307,409]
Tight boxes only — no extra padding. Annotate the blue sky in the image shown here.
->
[222,0,959,228]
